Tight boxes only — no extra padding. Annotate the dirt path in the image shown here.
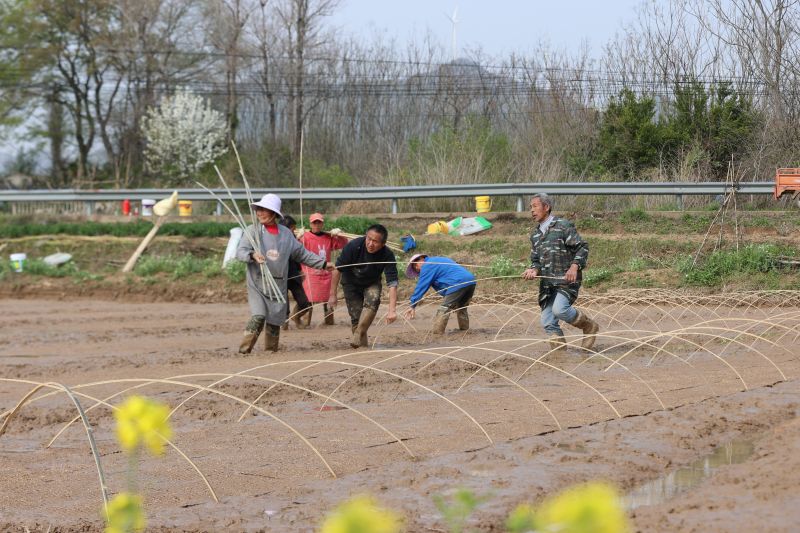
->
[1,296,798,531]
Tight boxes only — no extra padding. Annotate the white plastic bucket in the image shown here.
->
[10,253,26,272]
[141,199,156,216]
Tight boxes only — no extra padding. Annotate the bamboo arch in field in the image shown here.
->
[1,289,799,510]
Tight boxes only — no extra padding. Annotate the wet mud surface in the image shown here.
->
[1,292,799,531]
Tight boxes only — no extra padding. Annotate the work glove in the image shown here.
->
[295,227,306,239]
[329,228,343,237]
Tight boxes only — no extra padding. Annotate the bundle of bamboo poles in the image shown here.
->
[196,145,285,303]
[305,230,403,253]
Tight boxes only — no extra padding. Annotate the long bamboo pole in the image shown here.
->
[121,217,165,273]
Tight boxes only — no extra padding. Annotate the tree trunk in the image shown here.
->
[47,86,65,187]
[293,0,307,158]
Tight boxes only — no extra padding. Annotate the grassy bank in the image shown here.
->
[2,212,798,295]
[0,215,381,239]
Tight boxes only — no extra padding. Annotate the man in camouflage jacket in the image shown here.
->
[522,193,599,351]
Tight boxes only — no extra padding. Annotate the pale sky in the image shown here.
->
[329,0,643,60]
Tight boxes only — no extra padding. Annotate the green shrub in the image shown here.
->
[586,237,696,272]
[745,216,773,228]
[0,220,242,239]
[2,258,98,280]
[134,256,171,277]
[597,88,662,178]
[0,258,11,280]
[22,259,80,277]
[224,260,246,283]
[576,216,602,231]
[681,213,713,232]
[134,254,222,280]
[171,255,218,280]
[619,208,650,225]
[489,255,521,277]
[626,257,648,271]
[583,267,620,287]
[160,222,238,237]
[729,271,781,290]
[678,244,794,286]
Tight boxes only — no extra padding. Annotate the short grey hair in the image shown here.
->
[531,193,554,213]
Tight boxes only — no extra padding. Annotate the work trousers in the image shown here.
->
[287,278,311,310]
[540,290,578,336]
[342,281,382,328]
[439,284,475,314]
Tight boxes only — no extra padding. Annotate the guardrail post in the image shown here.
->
[676,194,683,210]
[516,196,524,212]
[85,201,95,216]
[215,201,223,216]
[391,199,398,214]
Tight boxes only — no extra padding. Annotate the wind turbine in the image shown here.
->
[445,6,459,61]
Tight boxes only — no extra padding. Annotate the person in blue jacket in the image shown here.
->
[403,254,477,334]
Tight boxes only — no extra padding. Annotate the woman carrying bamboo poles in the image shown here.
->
[236,194,334,353]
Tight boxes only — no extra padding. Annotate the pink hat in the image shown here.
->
[251,193,282,218]
[405,254,427,278]
[309,212,324,223]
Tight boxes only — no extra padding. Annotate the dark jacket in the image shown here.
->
[336,236,399,288]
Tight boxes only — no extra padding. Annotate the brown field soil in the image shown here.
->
[1,292,799,532]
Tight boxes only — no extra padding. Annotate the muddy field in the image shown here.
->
[1,290,799,532]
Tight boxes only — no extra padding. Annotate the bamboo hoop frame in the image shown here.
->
[2,289,798,510]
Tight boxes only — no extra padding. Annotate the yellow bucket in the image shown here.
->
[475,196,491,213]
[178,200,193,217]
[426,221,449,234]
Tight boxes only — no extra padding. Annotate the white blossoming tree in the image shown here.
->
[142,91,228,183]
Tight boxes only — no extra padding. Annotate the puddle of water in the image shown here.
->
[624,438,755,510]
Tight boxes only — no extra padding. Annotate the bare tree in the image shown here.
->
[247,0,283,143]
[694,0,800,118]
[275,0,339,157]
[113,0,207,186]
[204,0,255,143]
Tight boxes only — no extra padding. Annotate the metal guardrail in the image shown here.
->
[0,181,776,214]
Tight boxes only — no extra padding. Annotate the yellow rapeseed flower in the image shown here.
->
[505,503,537,533]
[114,395,172,456]
[104,492,146,533]
[533,482,630,533]
[320,495,402,533]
